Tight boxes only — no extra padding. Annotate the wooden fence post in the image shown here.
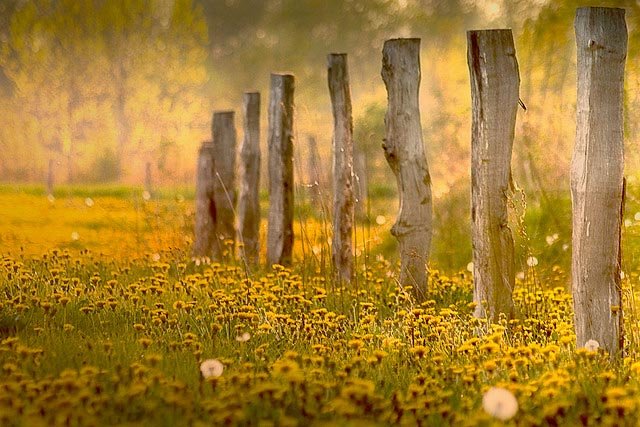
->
[306,135,323,205]
[572,7,627,355]
[211,111,237,259]
[193,141,216,258]
[144,161,152,196]
[381,38,433,302]
[328,53,355,283]
[467,29,519,322]
[47,159,54,196]
[238,92,261,265]
[267,73,295,266]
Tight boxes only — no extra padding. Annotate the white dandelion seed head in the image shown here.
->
[482,386,518,421]
[71,231,80,241]
[142,191,151,201]
[562,244,569,252]
[466,262,474,273]
[516,271,525,281]
[625,219,633,228]
[583,339,600,352]
[235,332,251,342]
[526,256,538,267]
[151,253,161,262]
[635,212,640,221]
[199,359,224,378]
[47,194,55,203]
[375,215,386,225]
[85,197,94,207]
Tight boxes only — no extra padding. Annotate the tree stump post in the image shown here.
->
[211,111,237,259]
[381,38,433,302]
[572,7,627,355]
[193,141,216,259]
[266,73,295,266]
[238,92,261,265]
[467,29,520,322]
[328,53,355,283]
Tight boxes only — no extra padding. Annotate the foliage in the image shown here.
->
[0,0,210,183]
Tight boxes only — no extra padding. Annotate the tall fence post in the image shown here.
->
[467,29,519,322]
[572,7,627,355]
[381,38,433,302]
[238,92,261,265]
[267,73,295,266]
[328,53,355,283]
[193,141,216,258]
[211,111,237,259]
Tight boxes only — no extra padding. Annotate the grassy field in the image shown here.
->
[3,183,640,425]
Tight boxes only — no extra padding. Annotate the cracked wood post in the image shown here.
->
[193,141,216,259]
[572,7,627,355]
[467,29,519,322]
[328,53,355,284]
[266,73,295,266]
[381,38,433,302]
[238,92,261,265]
[211,111,237,260]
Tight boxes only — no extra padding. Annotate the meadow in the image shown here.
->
[4,183,640,425]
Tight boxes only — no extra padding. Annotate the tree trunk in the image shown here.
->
[571,7,627,355]
[266,73,295,266]
[381,38,433,302]
[211,111,237,259]
[467,29,519,322]
[328,53,355,284]
[193,141,216,259]
[238,92,261,265]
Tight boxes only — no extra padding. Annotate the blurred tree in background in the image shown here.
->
[1,0,640,195]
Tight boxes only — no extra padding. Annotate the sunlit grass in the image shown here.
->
[3,183,640,425]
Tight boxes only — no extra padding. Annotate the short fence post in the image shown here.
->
[193,141,216,258]
[467,29,519,322]
[266,73,295,266]
[211,111,237,259]
[47,159,54,196]
[144,161,152,196]
[238,92,261,265]
[381,38,433,302]
[571,7,627,355]
[306,135,323,205]
[328,53,355,283]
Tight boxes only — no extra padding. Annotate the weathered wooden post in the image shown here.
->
[467,29,519,322]
[193,141,216,258]
[46,159,54,196]
[211,111,237,258]
[266,73,295,266]
[572,7,627,355]
[306,135,323,205]
[328,53,355,283]
[238,92,261,265]
[144,161,152,196]
[381,38,433,302]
